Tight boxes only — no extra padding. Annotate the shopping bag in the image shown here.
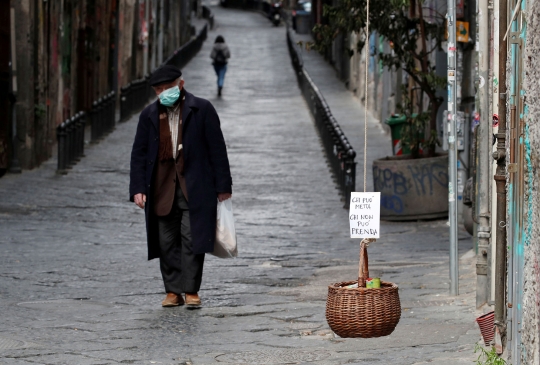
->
[212,198,238,258]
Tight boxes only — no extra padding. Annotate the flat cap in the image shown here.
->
[148,65,182,86]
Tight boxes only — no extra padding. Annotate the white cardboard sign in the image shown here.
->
[349,192,381,238]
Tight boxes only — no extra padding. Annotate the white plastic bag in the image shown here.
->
[212,199,237,258]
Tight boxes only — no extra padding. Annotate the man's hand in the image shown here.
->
[134,193,147,209]
[218,193,232,202]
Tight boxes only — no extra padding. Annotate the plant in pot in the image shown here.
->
[312,0,450,219]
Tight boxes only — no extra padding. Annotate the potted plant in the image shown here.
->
[313,0,449,220]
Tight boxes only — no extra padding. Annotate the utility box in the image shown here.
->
[295,14,312,34]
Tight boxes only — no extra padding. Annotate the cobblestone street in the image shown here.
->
[0,6,480,365]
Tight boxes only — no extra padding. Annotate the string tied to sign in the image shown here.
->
[363,0,370,195]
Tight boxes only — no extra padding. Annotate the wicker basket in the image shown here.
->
[325,239,401,338]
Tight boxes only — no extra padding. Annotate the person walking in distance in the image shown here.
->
[210,36,231,97]
[129,65,233,307]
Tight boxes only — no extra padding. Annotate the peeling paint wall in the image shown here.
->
[520,0,539,363]
[118,0,136,88]
[0,0,11,173]
[7,0,191,172]
[13,0,37,168]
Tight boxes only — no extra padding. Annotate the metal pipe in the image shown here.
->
[493,0,508,346]
[57,122,67,174]
[110,91,116,131]
[74,113,82,161]
[113,0,120,96]
[65,119,73,168]
[79,111,86,158]
[143,0,150,75]
[447,0,459,296]
[125,84,131,120]
[158,0,164,66]
[105,95,111,133]
[91,100,98,141]
[509,104,517,360]
[9,7,21,173]
[471,126,479,224]
[105,94,110,133]
[98,97,104,138]
[151,0,157,71]
[475,0,491,307]
[69,115,77,166]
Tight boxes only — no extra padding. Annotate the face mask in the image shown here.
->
[158,86,180,107]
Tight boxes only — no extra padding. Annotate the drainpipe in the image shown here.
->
[143,0,149,75]
[151,0,157,71]
[197,0,202,19]
[158,0,163,66]
[9,7,21,173]
[492,0,507,351]
[113,0,121,96]
[475,0,491,308]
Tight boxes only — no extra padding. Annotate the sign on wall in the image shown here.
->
[456,21,469,43]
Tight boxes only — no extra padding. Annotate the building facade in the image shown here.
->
[517,0,538,363]
[0,0,192,174]
[309,0,540,362]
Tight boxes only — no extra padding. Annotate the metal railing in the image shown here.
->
[120,78,152,122]
[90,92,116,141]
[164,23,208,69]
[286,27,356,207]
[56,111,86,174]
[57,91,116,174]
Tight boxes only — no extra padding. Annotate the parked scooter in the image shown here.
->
[269,2,282,26]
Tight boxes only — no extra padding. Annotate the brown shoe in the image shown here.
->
[162,292,184,307]
[185,293,202,306]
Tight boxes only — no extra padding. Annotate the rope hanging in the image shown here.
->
[358,0,375,287]
[358,238,376,286]
[363,0,370,193]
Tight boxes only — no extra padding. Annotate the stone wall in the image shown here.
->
[521,0,540,363]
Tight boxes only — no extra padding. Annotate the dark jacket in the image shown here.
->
[130,90,232,259]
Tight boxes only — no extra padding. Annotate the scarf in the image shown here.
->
[157,90,184,161]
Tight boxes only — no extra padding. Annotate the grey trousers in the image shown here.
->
[157,184,205,294]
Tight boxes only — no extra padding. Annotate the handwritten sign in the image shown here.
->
[349,192,380,238]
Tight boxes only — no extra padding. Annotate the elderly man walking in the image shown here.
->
[129,65,232,307]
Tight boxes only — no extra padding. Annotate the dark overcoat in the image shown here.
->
[129,90,232,259]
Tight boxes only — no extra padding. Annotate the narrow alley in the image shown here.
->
[0,6,478,365]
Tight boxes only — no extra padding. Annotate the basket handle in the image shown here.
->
[358,240,369,287]
[358,238,375,288]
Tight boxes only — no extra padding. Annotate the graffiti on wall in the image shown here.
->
[407,163,448,196]
[373,162,449,214]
